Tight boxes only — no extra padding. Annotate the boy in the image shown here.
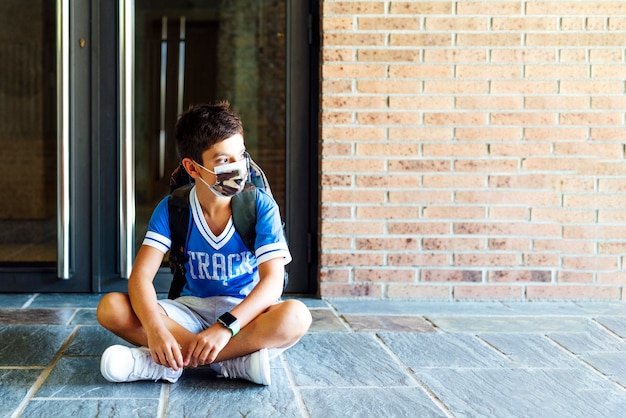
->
[97,102,311,385]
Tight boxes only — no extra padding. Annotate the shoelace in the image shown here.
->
[221,357,247,380]
[132,349,170,381]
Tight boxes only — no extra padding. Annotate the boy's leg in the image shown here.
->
[97,292,204,384]
[213,299,312,362]
[97,293,311,384]
[98,293,311,361]
[96,292,198,347]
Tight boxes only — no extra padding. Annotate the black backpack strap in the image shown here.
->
[231,186,257,254]
[231,186,289,290]
[167,184,193,299]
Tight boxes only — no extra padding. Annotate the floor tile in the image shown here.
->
[38,357,161,399]
[69,309,99,325]
[308,309,348,333]
[301,387,447,418]
[0,369,41,418]
[328,299,511,315]
[428,315,591,333]
[0,308,76,325]
[379,333,509,369]
[479,333,580,367]
[64,326,128,356]
[0,293,36,308]
[343,314,436,332]
[22,399,158,418]
[0,325,74,366]
[285,333,416,387]
[168,367,303,417]
[581,351,626,386]
[595,316,626,338]
[286,296,329,309]
[549,323,626,354]
[418,368,626,418]
[28,293,104,309]
[575,302,626,315]
[501,301,588,315]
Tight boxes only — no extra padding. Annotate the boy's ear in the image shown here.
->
[181,158,200,179]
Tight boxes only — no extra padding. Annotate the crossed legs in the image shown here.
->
[96,292,312,365]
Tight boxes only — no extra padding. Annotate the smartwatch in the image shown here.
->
[217,312,240,337]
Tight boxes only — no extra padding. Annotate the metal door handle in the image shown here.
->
[57,0,70,280]
[119,0,135,279]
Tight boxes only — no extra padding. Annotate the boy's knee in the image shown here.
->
[279,299,312,337]
[96,292,128,328]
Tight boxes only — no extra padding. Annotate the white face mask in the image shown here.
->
[194,156,249,198]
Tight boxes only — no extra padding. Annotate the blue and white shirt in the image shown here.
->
[143,186,291,298]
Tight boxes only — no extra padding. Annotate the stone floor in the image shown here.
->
[2,294,626,417]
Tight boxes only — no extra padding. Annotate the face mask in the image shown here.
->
[194,156,249,198]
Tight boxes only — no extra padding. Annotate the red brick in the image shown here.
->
[358,17,423,31]
[320,268,351,283]
[356,237,419,251]
[454,285,524,300]
[597,272,626,284]
[321,237,352,250]
[388,222,450,235]
[323,1,386,15]
[526,285,620,300]
[389,2,452,15]
[489,270,551,283]
[423,270,483,283]
[320,283,383,298]
[457,1,521,15]
[455,253,519,267]
[423,237,485,251]
[523,253,560,267]
[320,253,384,267]
[321,221,384,235]
[388,285,451,299]
[557,271,594,283]
[355,268,416,283]
[388,191,451,204]
[390,253,450,266]
[423,206,486,219]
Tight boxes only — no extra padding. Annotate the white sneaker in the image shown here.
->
[100,345,183,383]
[214,348,271,385]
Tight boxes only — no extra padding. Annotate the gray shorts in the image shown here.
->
[158,295,242,334]
[158,295,292,359]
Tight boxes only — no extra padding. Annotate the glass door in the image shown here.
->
[115,0,316,294]
[126,0,289,288]
[0,0,91,291]
[0,1,58,266]
[133,0,287,238]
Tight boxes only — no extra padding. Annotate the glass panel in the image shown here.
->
[134,0,287,253]
[0,1,57,264]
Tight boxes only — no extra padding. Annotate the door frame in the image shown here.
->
[0,0,92,292]
[96,0,319,295]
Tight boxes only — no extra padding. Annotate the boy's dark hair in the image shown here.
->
[175,102,244,164]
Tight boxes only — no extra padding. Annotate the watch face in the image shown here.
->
[219,312,237,326]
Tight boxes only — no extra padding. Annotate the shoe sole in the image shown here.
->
[257,348,271,385]
[100,345,128,382]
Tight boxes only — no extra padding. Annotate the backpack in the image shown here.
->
[166,156,286,299]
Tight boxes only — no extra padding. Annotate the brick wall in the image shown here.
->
[318,1,626,300]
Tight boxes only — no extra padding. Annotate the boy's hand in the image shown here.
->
[146,328,185,371]
[184,325,232,367]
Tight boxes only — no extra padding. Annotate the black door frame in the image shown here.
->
[95,0,319,295]
[0,0,92,292]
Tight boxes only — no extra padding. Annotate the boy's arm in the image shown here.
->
[185,256,285,367]
[229,256,284,325]
[128,245,185,370]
